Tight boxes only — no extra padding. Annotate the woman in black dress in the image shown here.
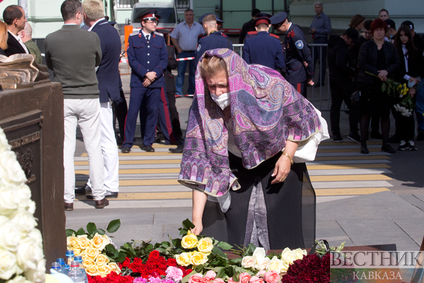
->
[356,19,400,154]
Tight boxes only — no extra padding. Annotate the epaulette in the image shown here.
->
[247,31,257,35]
[220,32,228,37]
[154,31,164,37]
[129,31,139,37]
[270,33,280,39]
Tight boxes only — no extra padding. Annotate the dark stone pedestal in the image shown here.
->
[0,80,65,269]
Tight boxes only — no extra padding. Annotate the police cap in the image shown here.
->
[270,12,288,25]
[140,9,160,21]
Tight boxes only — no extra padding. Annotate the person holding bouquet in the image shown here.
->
[177,48,329,250]
[356,19,400,154]
[393,25,423,151]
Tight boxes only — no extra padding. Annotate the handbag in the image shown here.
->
[351,90,361,103]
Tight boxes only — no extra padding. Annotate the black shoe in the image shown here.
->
[333,133,343,142]
[360,142,369,154]
[65,202,74,211]
[370,131,383,139]
[141,145,155,152]
[155,134,165,144]
[169,144,184,153]
[121,147,131,153]
[95,198,109,209]
[86,191,118,199]
[417,132,424,141]
[381,143,396,153]
[75,183,91,195]
[347,132,360,143]
[388,135,401,143]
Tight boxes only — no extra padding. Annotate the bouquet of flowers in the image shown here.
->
[0,127,46,282]
[66,219,122,277]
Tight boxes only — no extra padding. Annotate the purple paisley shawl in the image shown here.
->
[178,48,321,197]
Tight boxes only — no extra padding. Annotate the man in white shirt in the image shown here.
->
[171,9,204,96]
[3,5,29,56]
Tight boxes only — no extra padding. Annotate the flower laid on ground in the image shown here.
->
[66,219,122,277]
[0,127,45,282]
[281,253,330,282]
[176,231,214,267]
[87,271,134,283]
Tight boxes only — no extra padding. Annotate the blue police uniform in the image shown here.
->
[283,24,314,97]
[123,31,168,150]
[194,31,233,66]
[242,31,285,70]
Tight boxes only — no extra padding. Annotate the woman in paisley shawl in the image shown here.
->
[178,48,329,250]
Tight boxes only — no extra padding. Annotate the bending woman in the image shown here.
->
[178,48,328,250]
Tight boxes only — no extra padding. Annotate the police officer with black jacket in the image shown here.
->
[270,12,314,97]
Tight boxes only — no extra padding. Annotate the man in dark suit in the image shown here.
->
[82,0,121,198]
[3,5,29,56]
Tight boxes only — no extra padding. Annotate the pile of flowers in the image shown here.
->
[175,231,214,267]
[0,127,46,282]
[66,220,122,277]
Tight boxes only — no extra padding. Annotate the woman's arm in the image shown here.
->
[192,190,208,235]
[271,140,299,185]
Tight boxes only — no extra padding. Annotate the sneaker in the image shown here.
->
[398,140,408,151]
[347,132,360,143]
[381,143,396,153]
[333,133,343,142]
[408,140,418,151]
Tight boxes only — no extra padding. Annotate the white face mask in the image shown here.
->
[210,92,231,110]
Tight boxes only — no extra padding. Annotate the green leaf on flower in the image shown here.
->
[65,229,76,237]
[217,241,233,250]
[233,272,240,282]
[76,228,86,236]
[160,241,170,248]
[245,243,256,255]
[182,270,197,283]
[105,243,117,253]
[106,219,121,233]
[381,82,387,93]
[228,257,242,265]
[212,246,226,257]
[96,228,105,235]
[87,222,97,235]
[116,251,127,263]
[182,219,195,230]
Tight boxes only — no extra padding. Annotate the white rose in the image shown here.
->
[24,259,46,283]
[27,229,43,248]
[9,210,37,234]
[27,200,36,215]
[0,215,9,226]
[0,151,27,185]
[0,128,11,153]
[14,184,32,209]
[0,248,20,280]
[280,248,296,265]
[267,256,285,273]
[0,189,18,216]
[16,237,44,271]
[255,257,270,271]
[241,255,257,268]
[293,248,307,260]
[0,222,21,251]
[7,275,31,283]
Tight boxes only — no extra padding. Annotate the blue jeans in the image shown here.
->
[176,51,196,95]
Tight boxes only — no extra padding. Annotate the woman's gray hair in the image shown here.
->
[313,1,323,7]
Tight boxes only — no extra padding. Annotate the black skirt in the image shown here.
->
[202,152,316,250]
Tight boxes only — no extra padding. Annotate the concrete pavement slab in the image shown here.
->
[316,220,355,247]
[393,218,424,246]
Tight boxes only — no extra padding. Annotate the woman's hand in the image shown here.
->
[377,70,388,82]
[191,220,203,235]
[191,190,207,235]
[409,87,416,97]
[271,154,292,185]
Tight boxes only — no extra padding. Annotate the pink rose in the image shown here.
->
[212,279,225,283]
[249,276,264,283]
[228,277,238,283]
[264,271,280,283]
[239,273,251,283]
[166,266,184,283]
[189,274,205,283]
[204,270,217,281]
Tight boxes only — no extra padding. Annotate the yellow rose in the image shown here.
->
[190,251,208,266]
[197,237,213,253]
[73,248,82,256]
[181,234,198,249]
[84,247,100,260]
[77,235,91,249]
[85,265,99,276]
[67,236,80,249]
[95,254,110,266]
[108,262,121,274]
[97,264,111,277]
[91,234,111,250]
[175,253,191,266]
[82,257,95,268]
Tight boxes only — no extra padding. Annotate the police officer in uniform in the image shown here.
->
[270,12,314,97]
[194,14,233,67]
[122,10,168,153]
[242,13,285,71]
